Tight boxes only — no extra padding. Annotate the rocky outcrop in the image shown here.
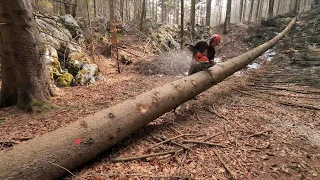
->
[37,14,103,87]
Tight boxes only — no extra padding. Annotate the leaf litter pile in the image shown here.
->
[1,10,320,180]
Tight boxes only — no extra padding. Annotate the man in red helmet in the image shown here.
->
[188,34,221,75]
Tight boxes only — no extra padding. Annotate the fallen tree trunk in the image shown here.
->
[0,18,296,180]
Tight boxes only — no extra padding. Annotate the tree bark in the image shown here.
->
[294,0,301,14]
[206,0,212,26]
[276,0,281,15]
[249,0,255,22]
[180,0,184,48]
[190,0,196,37]
[0,0,52,111]
[63,0,71,14]
[155,0,158,22]
[140,0,146,31]
[0,17,297,180]
[223,0,232,34]
[240,0,244,22]
[71,0,77,17]
[175,0,180,24]
[268,0,275,18]
[255,0,261,22]
[161,0,165,23]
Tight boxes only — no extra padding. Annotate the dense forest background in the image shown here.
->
[33,0,313,28]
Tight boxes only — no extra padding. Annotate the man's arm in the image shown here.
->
[188,42,200,55]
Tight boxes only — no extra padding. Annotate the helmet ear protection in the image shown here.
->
[209,37,214,44]
[209,35,221,44]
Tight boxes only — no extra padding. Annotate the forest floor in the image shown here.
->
[1,10,320,180]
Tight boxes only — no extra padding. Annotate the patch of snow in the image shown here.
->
[247,62,261,69]
[214,57,222,63]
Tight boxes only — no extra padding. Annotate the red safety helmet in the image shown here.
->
[210,34,221,44]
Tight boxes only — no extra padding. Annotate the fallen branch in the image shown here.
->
[249,85,320,95]
[146,134,198,152]
[87,173,189,179]
[183,140,227,148]
[157,135,193,152]
[249,130,272,138]
[42,160,76,177]
[213,149,237,178]
[0,140,18,145]
[118,47,143,57]
[12,137,33,141]
[239,87,320,100]
[111,150,178,162]
[279,102,320,110]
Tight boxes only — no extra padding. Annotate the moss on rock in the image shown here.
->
[57,73,74,87]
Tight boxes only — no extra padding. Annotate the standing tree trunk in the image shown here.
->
[93,0,96,17]
[175,0,180,24]
[161,0,165,23]
[71,0,77,17]
[140,0,146,31]
[242,0,247,22]
[190,0,196,38]
[206,0,212,26]
[155,0,158,22]
[268,0,275,18]
[63,0,71,14]
[218,0,223,24]
[249,0,255,22]
[0,0,52,111]
[120,0,124,21]
[240,0,244,22]
[255,0,261,22]
[290,0,295,12]
[180,0,184,48]
[294,0,301,14]
[223,0,232,34]
[276,0,281,15]
[109,0,120,73]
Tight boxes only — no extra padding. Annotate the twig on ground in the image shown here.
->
[157,135,193,152]
[144,137,166,151]
[249,130,272,138]
[183,140,227,148]
[87,173,189,179]
[0,140,19,145]
[111,150,178,162]
[208,106,234,139]
[194,112,201,121]
[169,127,183,135]
[172,151,189,177]
[145,134,198,152]
[213,149,237,179]
[42,160,76,177]
[118,46,143,57]
[249,85,320,95]
[279,102,320,110]
[12,137,33,141]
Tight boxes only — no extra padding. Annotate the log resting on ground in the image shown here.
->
[0,18,296,180]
